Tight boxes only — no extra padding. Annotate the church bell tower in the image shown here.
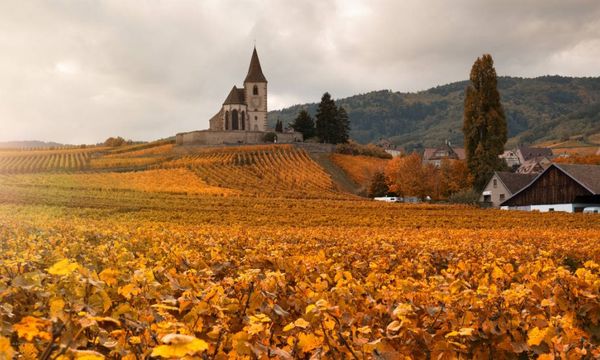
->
[244,47,268,131]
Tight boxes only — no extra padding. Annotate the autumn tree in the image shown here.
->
[104,136,127,147]
[438,159,473,198]
[385,153,435,199]
[463,54,507,190]
[368,170,389,197]
[290,110,315,139]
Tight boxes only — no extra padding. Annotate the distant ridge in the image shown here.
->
[269,75,600,151]
[0,140,65,149]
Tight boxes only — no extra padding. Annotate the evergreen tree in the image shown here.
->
[463,54,507,190]
[275,119,283,132]
[368,170,389,197]
[290,110,315,139]
[335,106,350,143]
[315,92,338,143]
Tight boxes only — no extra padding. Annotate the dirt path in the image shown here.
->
[307,152,364,196]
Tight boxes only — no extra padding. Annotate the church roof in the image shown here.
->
[244,47,267,83]
[223,86,246,105]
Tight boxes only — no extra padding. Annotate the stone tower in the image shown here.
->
[244,47,268,131]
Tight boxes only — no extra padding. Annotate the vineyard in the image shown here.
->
[0,144,344,199]
[0,144,599,359]
[0,149,95,173]
[161,145,340,198]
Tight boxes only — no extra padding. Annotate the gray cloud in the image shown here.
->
[0,0,599,143]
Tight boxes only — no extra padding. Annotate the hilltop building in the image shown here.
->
[176,47,302,146]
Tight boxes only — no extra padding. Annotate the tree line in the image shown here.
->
[290,93,350,144]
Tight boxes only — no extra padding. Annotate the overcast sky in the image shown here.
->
[1,0,599,144]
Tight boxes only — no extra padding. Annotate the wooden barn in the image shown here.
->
[500,163,600,213]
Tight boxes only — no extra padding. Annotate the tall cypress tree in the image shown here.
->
[290,109,315,139]
[275,119,283,132]
[315,92,338,143]
[336,106,350,144]
[463,54,507,190]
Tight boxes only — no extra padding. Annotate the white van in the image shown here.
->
[583,207,600,214]
[374,196,401,203]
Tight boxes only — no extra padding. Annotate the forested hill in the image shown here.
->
[268,76,600,151]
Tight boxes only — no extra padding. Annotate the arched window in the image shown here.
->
[241,111,245,130]
[225,111,229,130]
[253,85,258,95]
[232,110,239,130]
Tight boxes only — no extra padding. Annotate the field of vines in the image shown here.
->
[0,149,95,173]
[0,144,599,359]
[161,145,342,198]
[0,165,599,359]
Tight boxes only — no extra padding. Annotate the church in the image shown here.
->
[176,47,302,146]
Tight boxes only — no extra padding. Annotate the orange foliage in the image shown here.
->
[385,154,472,199]
[385,153,436,198]
[0,187,599,358]
[554,154,600,165]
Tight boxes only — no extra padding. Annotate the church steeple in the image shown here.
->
[244,47,267,83]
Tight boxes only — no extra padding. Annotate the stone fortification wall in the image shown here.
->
[176,130,303,146]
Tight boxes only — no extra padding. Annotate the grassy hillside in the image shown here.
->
[269,76,600,151]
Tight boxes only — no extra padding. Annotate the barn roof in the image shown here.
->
[555,163,600,194]
[495,171,537,194]
[500,163,600,206]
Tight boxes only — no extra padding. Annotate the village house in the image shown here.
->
[515,156,552,174]
[480,171,536,207]
[500,163,600,213]
[514,145,553,164]
[422,142,465,167]
[499,150,520,170]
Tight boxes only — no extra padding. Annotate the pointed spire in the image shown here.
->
[244,47,267,83]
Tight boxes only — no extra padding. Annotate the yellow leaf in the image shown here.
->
[305,304,317,314]
[118,284,142,300]
[458,327,475,336]
[19,343,38,360]
[357,326,371,334]
[527,326,555,347]
[386,320,402,333]
[294,318,310,329]
[151,334,208,358]
[12,316,51,341]
[98,268,119,286]
[297,332,322,353]
[249,313,271,323]
[47,259,79,276]
[491,266,505,280]
[392,303,413,318]
[49,298,65,320]
[73,350,105,359]
[0,336,15,360]
[283,322,295,332]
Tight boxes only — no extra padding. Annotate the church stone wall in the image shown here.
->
[176,130,303,146]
